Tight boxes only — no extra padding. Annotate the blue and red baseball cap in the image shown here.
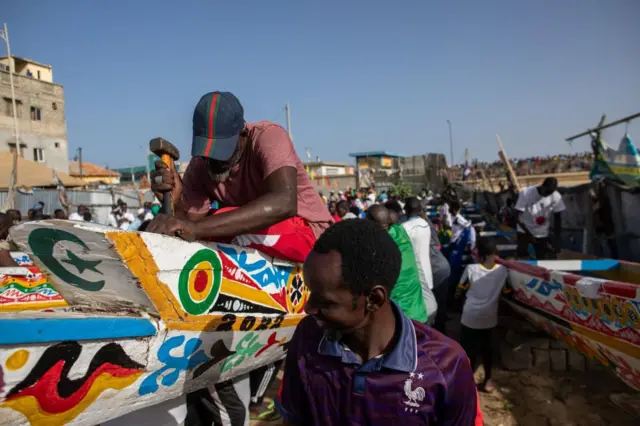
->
[192,91,245,161]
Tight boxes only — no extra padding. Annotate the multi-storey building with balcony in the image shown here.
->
[0,55,68,172]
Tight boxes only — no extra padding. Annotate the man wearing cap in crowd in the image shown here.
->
[149,91,333,263]
[147,91,333,425]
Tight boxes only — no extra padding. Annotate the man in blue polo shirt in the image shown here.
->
[276,219,482,425]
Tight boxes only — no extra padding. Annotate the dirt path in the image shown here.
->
[477,367,636,425]
[250,365,636,426]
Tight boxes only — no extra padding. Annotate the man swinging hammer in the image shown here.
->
[149,91,333,263]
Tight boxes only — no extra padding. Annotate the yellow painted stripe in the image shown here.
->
[108,232,305,331]
[570,323,640,359]
[0,300,68,313]
[221,278,286,313]
[106,232,181,321]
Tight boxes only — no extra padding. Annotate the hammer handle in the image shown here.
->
[161,153,173,216]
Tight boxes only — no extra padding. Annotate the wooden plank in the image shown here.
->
[496,134,522,192]
[8,220,158,316]
[566,112,640,142]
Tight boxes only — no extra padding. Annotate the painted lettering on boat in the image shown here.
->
[524,277,562,297]
[564,286,640,329]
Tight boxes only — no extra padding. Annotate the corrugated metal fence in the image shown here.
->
[0,189,149,225]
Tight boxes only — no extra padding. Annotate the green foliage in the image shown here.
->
[389,181,413,199]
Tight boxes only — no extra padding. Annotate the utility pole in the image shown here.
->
[1,23,20,210]
[145,152,151,183]
[78,147,83,178]
[285,103,293,142]
[447,120,454,167]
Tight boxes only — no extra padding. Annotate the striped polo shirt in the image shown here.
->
[276,303,481,425]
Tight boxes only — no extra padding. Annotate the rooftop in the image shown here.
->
[348,151,405,158]
[69,162,121,177]
[0,56,53,69]
[304,161,353,167]
[0,153,84,189]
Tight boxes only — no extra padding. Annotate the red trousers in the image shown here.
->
[208,207,316,263]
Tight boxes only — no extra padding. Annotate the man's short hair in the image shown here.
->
[477,237,498,258]
[336,200,350,211]
[313,219,401,295]
[404,196,422,216]
[384,200,403,214]
[542,177,558,191]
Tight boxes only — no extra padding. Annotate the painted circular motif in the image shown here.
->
[179,250,222,315]
[286,266,308,314]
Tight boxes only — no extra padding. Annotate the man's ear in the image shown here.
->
[365,285,388,312]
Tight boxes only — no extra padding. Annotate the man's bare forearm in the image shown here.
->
[192,192,296,239]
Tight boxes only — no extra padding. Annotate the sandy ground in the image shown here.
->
[250,366,637,426]
[251,315,638,426]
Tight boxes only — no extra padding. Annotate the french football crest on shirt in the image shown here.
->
[403,371,426,412]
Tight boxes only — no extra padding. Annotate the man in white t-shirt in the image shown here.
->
[402,197,437,324]
[68,205,89,221]
[439,201,452,229]
[514,177,566,259]
[118,203,136,230]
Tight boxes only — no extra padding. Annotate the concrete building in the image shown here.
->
[348,151,405,190]
[304,161,353,177]
[0,56,68,172]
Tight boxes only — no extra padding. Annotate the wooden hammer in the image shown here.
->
[149,137,180,215]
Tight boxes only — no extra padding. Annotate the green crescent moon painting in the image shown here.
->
[28,228,106,292]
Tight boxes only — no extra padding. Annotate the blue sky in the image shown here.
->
[4,1,639,167]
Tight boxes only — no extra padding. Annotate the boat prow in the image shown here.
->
[0,219,308,425]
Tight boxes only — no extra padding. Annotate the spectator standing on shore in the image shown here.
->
[277,219,481,425]
[336,200,357,220]
[402,197,438,324]
[366,205,428,322]
[69,205,90,221]
[456,238,509,393]
[514,177,565,259]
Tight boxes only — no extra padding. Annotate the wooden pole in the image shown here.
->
[565,112,640,142]
[496,134,522,192]
[2,24,20,211]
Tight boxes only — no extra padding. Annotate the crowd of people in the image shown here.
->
[0,89,569,425]
[1,198,161,230]
[449,152,593,181]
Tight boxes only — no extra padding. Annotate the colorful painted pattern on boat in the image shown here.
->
[501,258,640,391]
[0,220,307,425]
[0,267,68,312]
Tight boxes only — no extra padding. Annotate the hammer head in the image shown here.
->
[150,137,180,161]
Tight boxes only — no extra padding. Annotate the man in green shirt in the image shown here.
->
[366,205,427,322]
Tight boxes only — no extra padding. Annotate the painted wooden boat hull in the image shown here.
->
[0,220,308,425]
[499,258,640,391]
